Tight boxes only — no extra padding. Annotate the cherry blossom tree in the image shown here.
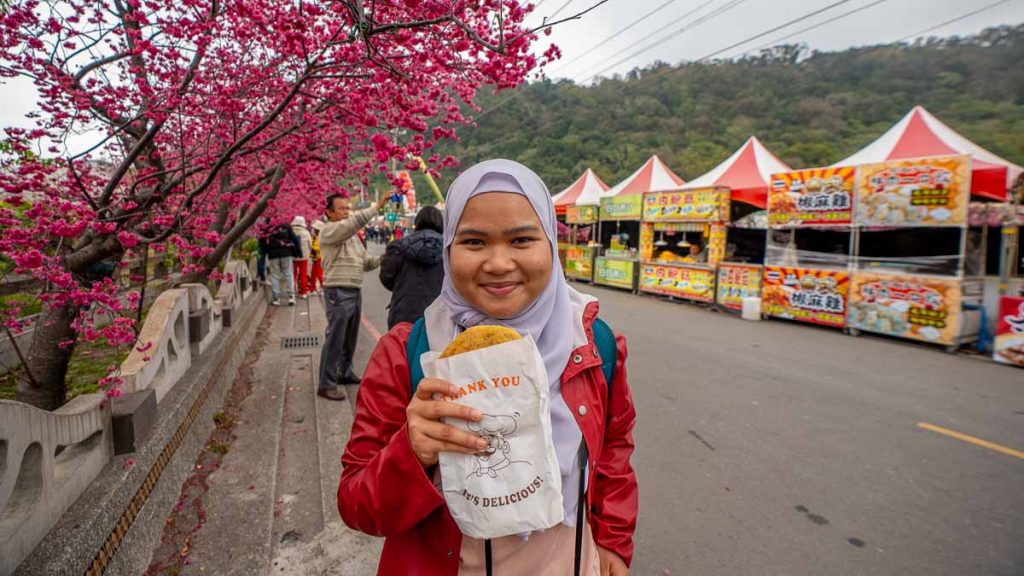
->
[0,0,567,409]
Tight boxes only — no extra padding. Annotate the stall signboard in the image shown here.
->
[639,263,715,302]
[639,223,655,261]
[594,258,637,290]
[848,272,961,345]
[769,166,855,226]
[600,195,643,220]
[716,263,763,311]
[567,204,599,225]
[643,188,729,222]
[565,245,593,280]
[994,296,1024,368]
[708,223,727,266]
[856,155,971,227]
[762,267,850,327]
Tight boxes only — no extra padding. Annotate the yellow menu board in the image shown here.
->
[643,188,729,222]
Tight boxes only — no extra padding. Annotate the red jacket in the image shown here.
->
[337,301,639,575]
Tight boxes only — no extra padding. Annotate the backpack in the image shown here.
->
[406,318,617,396]
[267,226,294,251]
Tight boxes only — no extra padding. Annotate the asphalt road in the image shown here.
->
[356,267,1023,576]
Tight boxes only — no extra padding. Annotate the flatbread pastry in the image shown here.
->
[439,325,522,358]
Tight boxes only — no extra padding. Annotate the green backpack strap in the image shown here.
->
[408,317,618,398]
[592,318,617,396]
[407,318,429,395]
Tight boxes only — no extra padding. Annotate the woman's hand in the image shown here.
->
[407,378,487,468]
[597,546,628,576]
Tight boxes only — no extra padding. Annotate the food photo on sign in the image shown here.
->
[856,155,971,227]
[761,266,850,328]
[994,296,1024,368]
[847,273,961,345]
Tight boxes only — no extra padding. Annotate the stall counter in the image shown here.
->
[639,261,716,302]
[594,256,639,291]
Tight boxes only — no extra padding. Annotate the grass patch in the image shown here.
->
[0,292,42,317]
[0,336,131,402]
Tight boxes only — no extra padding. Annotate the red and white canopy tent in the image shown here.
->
[834,106,1022,201]
[683,136,791,209]
[601,154,685,198]
[552,168,611,216]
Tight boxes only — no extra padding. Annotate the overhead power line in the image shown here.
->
[744,0,889,56]
[549,0,688,75]
[548,0,577,20]
[695,0,856,62]
[575,0,745,82]
[896,0,1013,43]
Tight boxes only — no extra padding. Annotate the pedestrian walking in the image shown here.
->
[310,220,325,294]
[258,221,300,306]
[379,206,444,329]
[291,215,313,299]
[337,159,638,575]
[317,193,389,401]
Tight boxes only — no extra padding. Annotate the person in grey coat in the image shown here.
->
[379,206,444,329]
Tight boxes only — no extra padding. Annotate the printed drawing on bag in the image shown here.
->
[467,413,530,479]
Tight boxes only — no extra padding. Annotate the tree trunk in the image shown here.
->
[15,301,79,410]
[15,234,124,409]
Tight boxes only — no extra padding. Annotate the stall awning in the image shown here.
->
[552,168,610,215]
[833,106,1022,201]
[683,136,791,209]
[603,155,685,198]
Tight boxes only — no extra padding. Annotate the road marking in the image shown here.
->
[361,315,383,342]
[917,422,1024,460]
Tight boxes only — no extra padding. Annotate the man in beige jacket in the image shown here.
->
[317,193,389,401]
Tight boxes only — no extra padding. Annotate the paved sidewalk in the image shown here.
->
[163,287,385,575]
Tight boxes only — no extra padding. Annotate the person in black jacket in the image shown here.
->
[258,221,301,306]
[379,206,444,328]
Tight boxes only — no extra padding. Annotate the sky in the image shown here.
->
[1,0,1021,155]
[527,0,1024,83]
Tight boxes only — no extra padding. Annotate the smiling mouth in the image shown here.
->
[481,282,521,296]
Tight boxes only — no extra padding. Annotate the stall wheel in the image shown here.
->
[847,328,861,337]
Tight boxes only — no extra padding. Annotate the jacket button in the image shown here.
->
[592,347,599,358]
[447,549,454,558]
[572,354,583,364]
[578,405,587,416]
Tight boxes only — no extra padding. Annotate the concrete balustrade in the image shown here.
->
[0,394,112,576]
[1,260,262,576]
[119,289,192,403]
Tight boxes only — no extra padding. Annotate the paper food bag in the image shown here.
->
[421,336,564,539]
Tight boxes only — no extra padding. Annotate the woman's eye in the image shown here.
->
[461,238,484,247]
[512,237,538,246]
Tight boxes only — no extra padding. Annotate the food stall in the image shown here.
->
[833,106,1023,349]
[595,193,642,291]
[596,155,686,292]
[565,204,599,282]
[677,136,791,311]
[846,155,981,348]
[553,169,609,280]
[638,187,728,304]
[764,165,857,328]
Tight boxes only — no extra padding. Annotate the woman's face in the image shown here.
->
[450,192,552,319]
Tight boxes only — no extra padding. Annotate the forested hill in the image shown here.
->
[435,24,1024,194]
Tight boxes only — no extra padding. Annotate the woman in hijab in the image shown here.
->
[338,160,637,576]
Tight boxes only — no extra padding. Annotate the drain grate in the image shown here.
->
[281,335,322,349]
